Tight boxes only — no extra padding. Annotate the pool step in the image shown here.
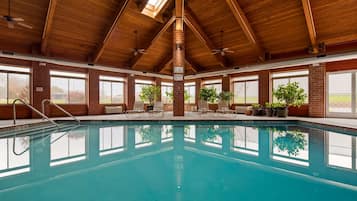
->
[0,123,80,138]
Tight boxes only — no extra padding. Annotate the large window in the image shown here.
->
[99,75,124,104]
[272,70,309,103]
[135,80,154,103]
[327,71,357,116]
[0,65,30,104]
[161,82,173,104]
[184,82,196,104]
[232,75,259,104]
[50,71,86,104]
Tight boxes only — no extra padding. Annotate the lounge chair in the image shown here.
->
[150,101,164,117]
[197,100,214,115]
[126,101,145,116]
[216,101,235,114]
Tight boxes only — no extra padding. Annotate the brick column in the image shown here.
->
[259,70,270,105]
[88,69,99,115]
[309,64,326,117]
[127,75,135,110]
[32,62,50,118]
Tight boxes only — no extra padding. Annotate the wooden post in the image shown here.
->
[173,0,185,116]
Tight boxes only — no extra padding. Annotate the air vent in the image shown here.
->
[2,51,14,55]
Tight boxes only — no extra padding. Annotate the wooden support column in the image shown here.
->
[88,69,100,115]
[173,0,185,116]
[127,75,136,110]
[32,61,50,118]
[259,70,270,105]
[222,76,230,92]
[155,78,162,102]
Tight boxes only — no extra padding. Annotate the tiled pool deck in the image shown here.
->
[1,112,357,130]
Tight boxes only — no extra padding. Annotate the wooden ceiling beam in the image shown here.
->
[225,0,265,61]
[130,16,175,68]
[184,8,229,68]
[301,0,318,54]
[185,57,203,73]
[92,0,130,64]
[41,0,58,55]
[155,55,173,73]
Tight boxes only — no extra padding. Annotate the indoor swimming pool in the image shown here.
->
[0,121,356,201]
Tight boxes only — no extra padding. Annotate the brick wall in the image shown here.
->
[309,63,326,117]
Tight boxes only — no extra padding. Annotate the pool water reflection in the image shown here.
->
[0,121,356,201]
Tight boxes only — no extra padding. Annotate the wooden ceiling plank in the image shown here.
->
[185,57,203,73]
[92,0,130,63]
[130,16,175,68]
[41,0,58,55]
[184,8,228,67]
[225,0,265,60]
[155,54,173,73]
[301,0,318,54]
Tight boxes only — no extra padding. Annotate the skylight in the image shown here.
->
[142,0,168,18]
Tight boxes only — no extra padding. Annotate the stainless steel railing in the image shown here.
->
[12,98,59,127]
[41,99,80,124]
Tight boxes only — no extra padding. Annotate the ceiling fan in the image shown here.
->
[2,0,32,29]
[212,30,234,56]
[131,30,146,56]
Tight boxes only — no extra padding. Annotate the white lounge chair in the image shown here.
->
[150,101,164,117]
[197,100,214,115]
[126,101,145,117]
[216,101,235,114]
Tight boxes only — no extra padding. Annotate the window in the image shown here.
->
[0,65,30,104]
[185,82,196,104]
[50,71,86,104]
[135,79,154,103]
[272,70,309,103]
[50,129,87,166]
[142,0,168,18]
[161,82,173,104]
[327,71,357,115]
[99,126,125,156]
[232,76,259,104]
[99,75,124,104]
[327,132,356,170]
[232,126,259,156]
[272,130,309,166]
[0,136,30,178]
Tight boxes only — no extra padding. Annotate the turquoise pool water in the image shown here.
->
[0,121,356,201]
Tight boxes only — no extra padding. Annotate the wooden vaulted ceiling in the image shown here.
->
[0,0,356,75]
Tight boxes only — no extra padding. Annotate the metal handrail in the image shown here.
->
[41,99,80,124]
[12,98,59,127]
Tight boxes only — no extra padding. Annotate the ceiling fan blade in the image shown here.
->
[12,17,24,22]
[222,48,230,51]
[212,52,219,55]
[17,22,32,29]
[7,21,14,29]
[225,50,235,53]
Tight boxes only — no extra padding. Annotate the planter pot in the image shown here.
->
[253,108,263,116]
[265,108,273,117]
[276,107,288,117]
[146,105,154,111]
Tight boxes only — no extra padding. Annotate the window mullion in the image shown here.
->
[6,73,9,104]
[68,79,71,104]
[352,73,356,114]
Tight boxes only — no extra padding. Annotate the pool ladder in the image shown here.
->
[12,98,80,126]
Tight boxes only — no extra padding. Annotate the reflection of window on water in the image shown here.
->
[50,130,87,166]
[0,136,30,177]
[135,125,157,148]
[99,126,125,156]
[161,125,173,143]
[232,126,259,156]
[327,132,356,170]
[201,125,223,148]
[184,125,196,143]
[272,130,309,166]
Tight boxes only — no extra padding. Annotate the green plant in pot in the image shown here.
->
[218,91,233,104]
[273,130,307,156]
[199,87,218,103]
[139,85,160,111]
[251,103,261,116]
[273,82,307,117]
[165,90,191,104]
[265,102,273,116]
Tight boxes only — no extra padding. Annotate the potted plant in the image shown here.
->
[218,91,233,104]
[273,82,307,117]
[251,103,261,116]
[273,130,307,156]
[199,87,218,103]
[265,102,273,116]
[139,85,161,111]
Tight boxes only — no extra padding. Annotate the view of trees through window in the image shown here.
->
[0,70,30,104]
[233,76,259,104]
[99,76,124,104]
